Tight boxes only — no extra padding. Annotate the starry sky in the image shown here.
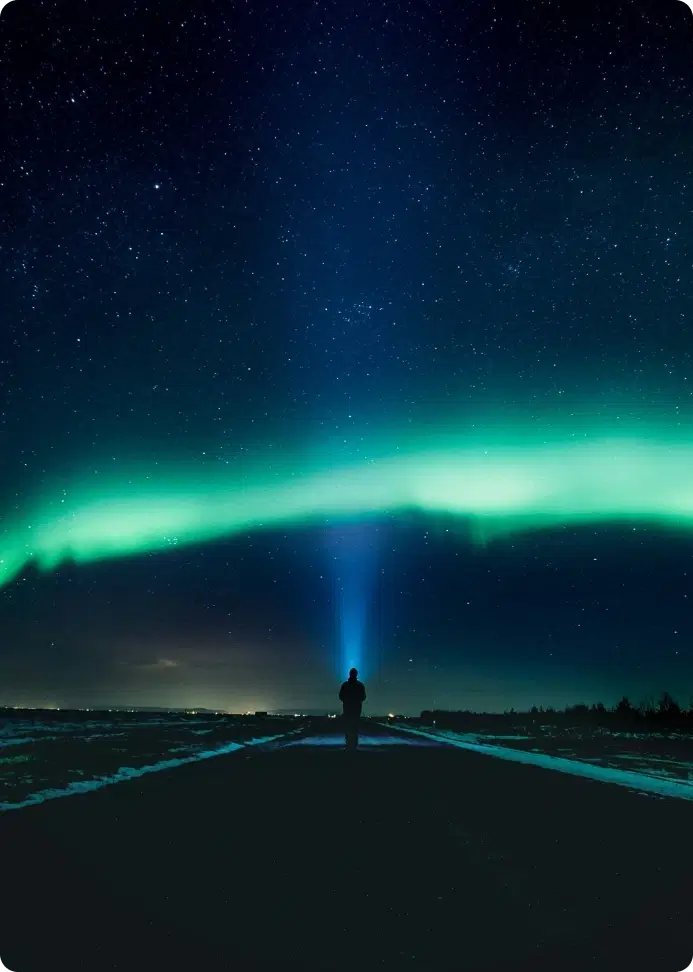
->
[1,0,693,715]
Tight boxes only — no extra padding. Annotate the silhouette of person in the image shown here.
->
[339,667,366,750]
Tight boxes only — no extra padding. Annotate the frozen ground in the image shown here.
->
[2,711,692,812]
[387,722,693,801]
[0,711,303,811]
[3,717,692,972]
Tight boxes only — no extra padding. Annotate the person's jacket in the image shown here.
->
[339,678,366,715]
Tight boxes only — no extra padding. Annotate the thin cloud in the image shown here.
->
[118,657,182,671]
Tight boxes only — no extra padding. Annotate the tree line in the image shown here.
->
[420,691,693,731]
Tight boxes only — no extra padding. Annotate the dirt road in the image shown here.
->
[2,723,690,971]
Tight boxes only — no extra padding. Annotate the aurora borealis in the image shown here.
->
[2,1,693,713]
[6,419,693,591]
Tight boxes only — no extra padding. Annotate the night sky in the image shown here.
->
[2,0,693,715]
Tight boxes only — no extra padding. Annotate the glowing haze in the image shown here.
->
[325,520,379,680]
[3,412,692,592]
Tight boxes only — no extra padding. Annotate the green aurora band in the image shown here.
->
[3,419,693,591]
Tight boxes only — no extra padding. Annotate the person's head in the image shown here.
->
[349,668,358,680]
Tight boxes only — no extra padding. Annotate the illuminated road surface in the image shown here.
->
[272,731,443,748]
[2,721,691,972]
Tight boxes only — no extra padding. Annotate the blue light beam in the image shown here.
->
[325,520,379,681]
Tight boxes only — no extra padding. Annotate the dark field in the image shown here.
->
[1,717,691,972]
[0,710,302,807]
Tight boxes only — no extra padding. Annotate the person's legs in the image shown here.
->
[344,713,358,750]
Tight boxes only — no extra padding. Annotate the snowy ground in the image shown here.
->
[0,712,302,811]
[2,711,692,812]
[387,722,693,802]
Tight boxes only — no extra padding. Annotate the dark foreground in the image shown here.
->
[2,722,691,972]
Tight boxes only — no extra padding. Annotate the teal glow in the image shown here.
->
[3,415,693,591]
[326,522,378,679]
